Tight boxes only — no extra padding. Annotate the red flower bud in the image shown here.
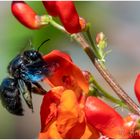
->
[42,1,82,34]
[85,96,126,138]
[42,1,58,17]
[134,74,140,103]
[11,1,43,29]
[56,1,81,33]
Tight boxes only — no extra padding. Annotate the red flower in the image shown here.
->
[39,50,133,139]
[43,1,85,33]
[134,74,140,103]
[11,1,44,29]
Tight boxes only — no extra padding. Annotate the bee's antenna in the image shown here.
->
[37,39,50,52]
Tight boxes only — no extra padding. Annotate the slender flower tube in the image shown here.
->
[11,1,45,29]
[134,74,140,103]
[42,1,85,33]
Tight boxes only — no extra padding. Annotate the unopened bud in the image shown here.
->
[96,32,105,44]
[11,1,47,29]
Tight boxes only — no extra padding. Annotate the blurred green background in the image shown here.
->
[1,1,140,138]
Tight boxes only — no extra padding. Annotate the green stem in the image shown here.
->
[49,18,67,34]
[90,75,126,107]
[40,15,67,34]
[86,28,100,59]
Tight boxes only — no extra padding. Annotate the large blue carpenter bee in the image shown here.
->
[0,39,50,115]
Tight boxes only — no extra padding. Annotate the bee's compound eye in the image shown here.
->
[23,50,42,61]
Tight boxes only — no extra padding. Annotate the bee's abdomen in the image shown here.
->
[0,78,23,115]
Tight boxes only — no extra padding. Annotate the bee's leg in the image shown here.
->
[32,82,47,95]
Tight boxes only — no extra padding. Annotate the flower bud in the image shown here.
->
[96,32,105,44]
[42,1,58,17]
[11,1,44,29]
[42,1,83,34]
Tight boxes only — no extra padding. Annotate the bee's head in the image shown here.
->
[23,39,50,62]
[23,50,42,61]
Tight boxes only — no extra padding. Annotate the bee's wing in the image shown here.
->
[18,79,33,112]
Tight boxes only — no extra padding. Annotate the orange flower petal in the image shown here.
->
[57,90,93,138]
[40,86,64,131]
[56,90,99,139]
[56,90,84,138]
[39,121,62,139]
[43,50,89,95]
